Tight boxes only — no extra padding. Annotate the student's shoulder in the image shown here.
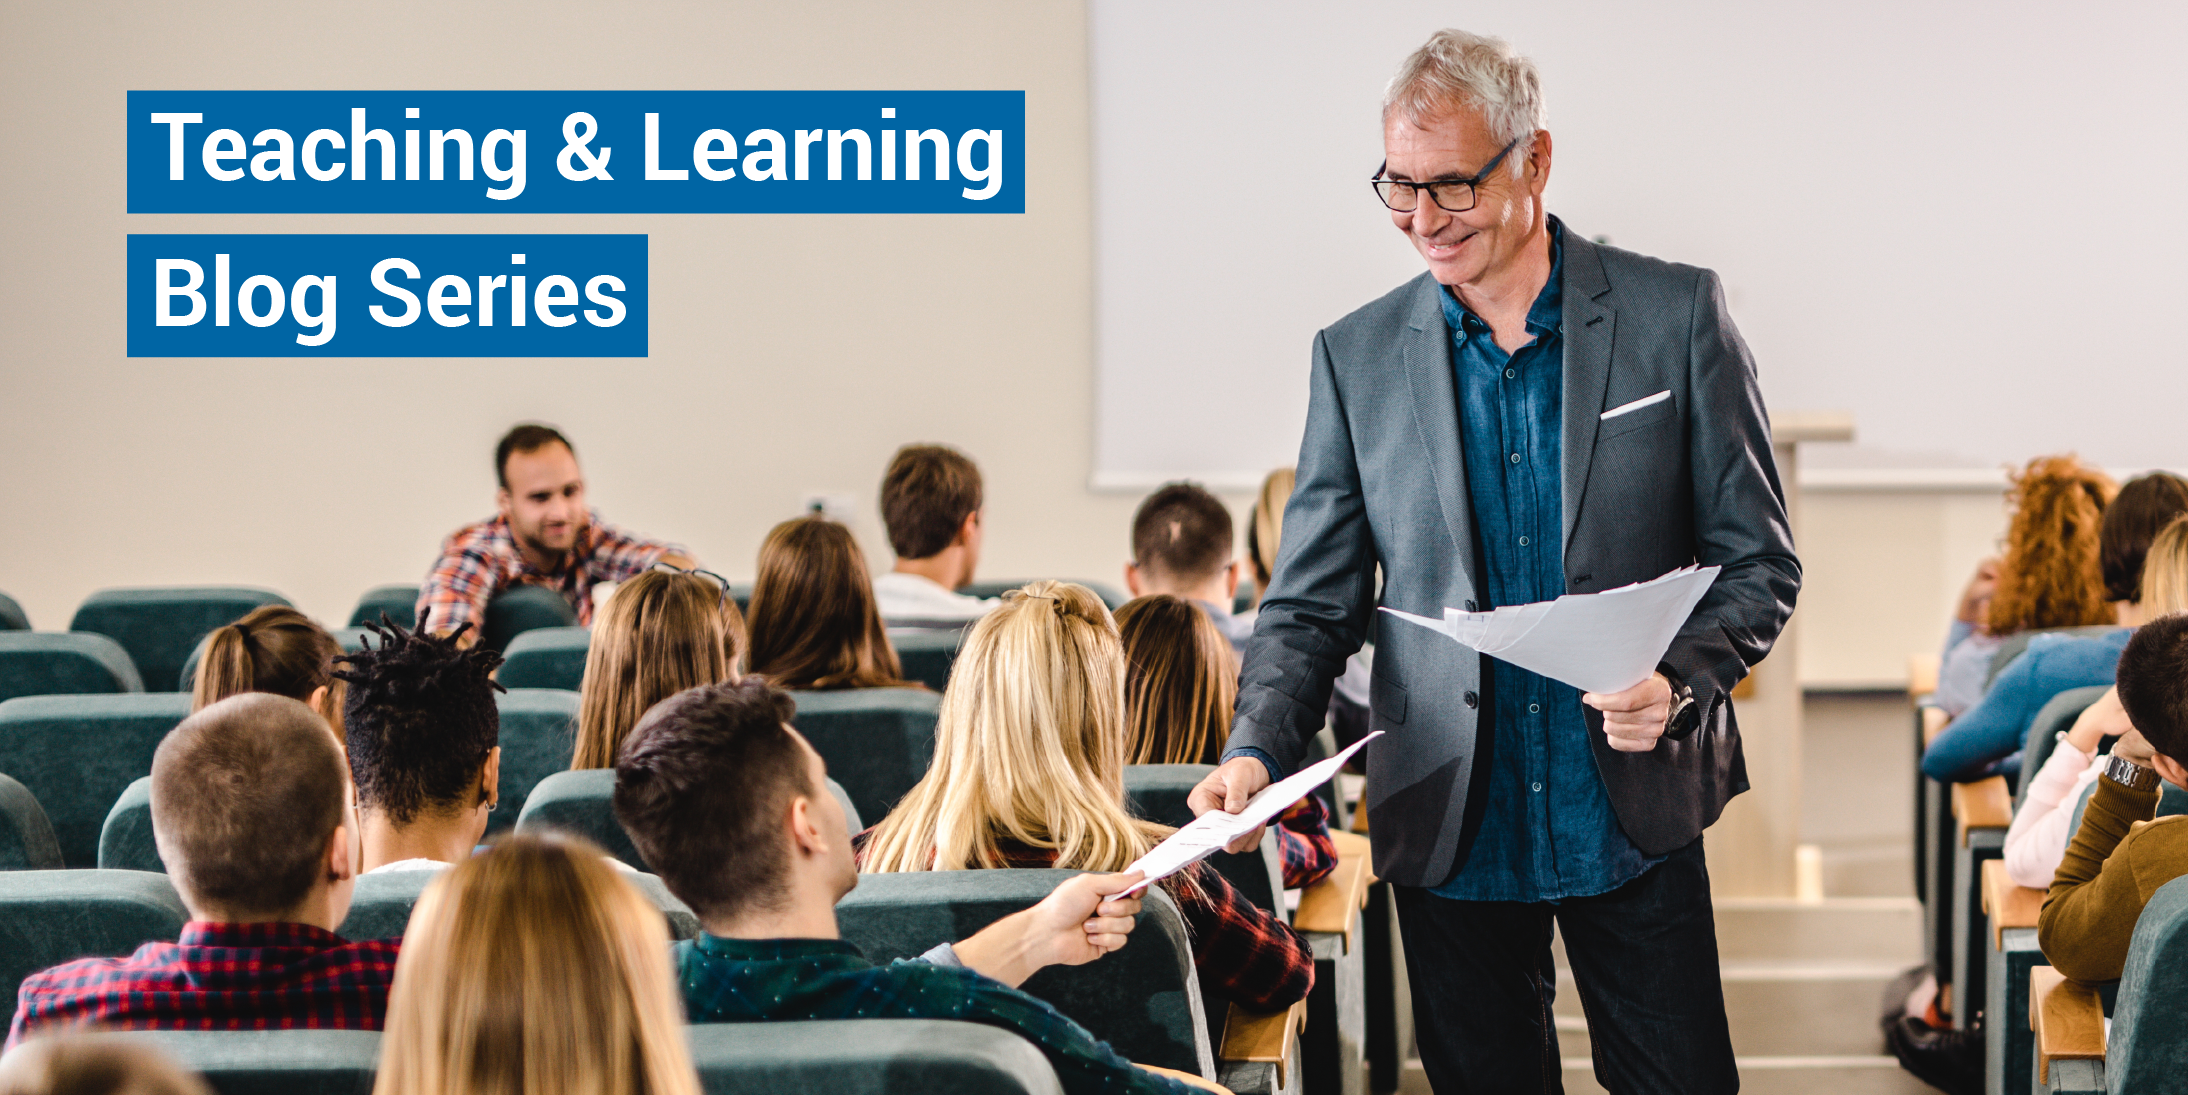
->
[436,516,511,556]
[2124,814,2188,888]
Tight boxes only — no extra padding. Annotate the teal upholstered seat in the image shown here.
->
[335,858,699,942]
[836,869,1211,1078]
[956,580,1129,612]
[0,693,193,866]
[788,688,941,824]
[69,588,290,695]
[516,768,859,872]
[688,1020,1064,1095]
[492,688,580,835]
[102,1029,381,1095]
[348,584,422,629]
[2016,685,2112,810]
[0,771,63,869]
[177,626,372,693]
[0,591,28,631]
[730,582,753,616]
[0,869,188,1009]
[1123,764,1287,917]
[497,627,590,693]
[98,776,160,871]
[0,632,143,704]
[477,585,578,652]
[891,627,966,693]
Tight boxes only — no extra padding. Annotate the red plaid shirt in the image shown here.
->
[7,922,399,1049]
[1274,795,1338,891]
[416,510,682,634]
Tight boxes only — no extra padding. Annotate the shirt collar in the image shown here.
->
[1438,216,1566,342]
[692,934,866,963]
[177,922,350,949]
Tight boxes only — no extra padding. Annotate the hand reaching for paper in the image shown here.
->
[1187,757,1275,854]
[1583,672,1673,753]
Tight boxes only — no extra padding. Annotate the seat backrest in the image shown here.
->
[177,627,372,693]
[349,584,422,629]
[100,1029,381,1095]
[0,631,144,704]
[336,859,700,942]
[516,768,861,871]
[2017,685,2113,810]
[1985,625,2125,689]
[497,626,591,692]
[955,580,1129,612]
[2109,875,2188,1089]
[790,688,941,824]
[0,771,64,869]
[891,628,966,693]
[0,590,28,631]
[687,1020,1064,1095]
[493,688,581,835]
[0,693,194,866]
[0,869,188,1008]
[1122,764,1286,915]
[477,585,579,653]
[836,868,1211,1076]
[70,587,290,695]
[2067,776,2188,843]
[98,775,161,872]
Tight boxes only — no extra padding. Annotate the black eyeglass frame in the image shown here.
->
[1372,136,1524,214]
[649,561,735,615]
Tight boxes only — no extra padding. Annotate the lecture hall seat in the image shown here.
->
[335,858,700,943]
[492,687,581,835]
[2015,686,2113,811]
[477,584,578,653]
[515,767,861,872]
[788,687,942,826]
[0,631,143,704]
[0,771,64,870]
[0,869,188,1011]
[2034,875,2188,1092]
[96,776,160,872]
[69,587,290,694]
[496,626,590,693]
[0,693,193,867]
[0,590,29,631]
[892,627,966,693]
[347,583,422,629]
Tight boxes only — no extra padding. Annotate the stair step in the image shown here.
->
[1552,967,1895,1058]
[1404,1057,1933,1095]
[1711,897,1921,964]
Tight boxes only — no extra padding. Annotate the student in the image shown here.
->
[572,569,743,769]
[1116,594,1335,890]
[862,583,1315,1012]
[1123,483,1248,650]
[1933,455,2118,715]
[8,694,389,1046]
[191,604,346,735]
[871,444,999,628]
[336,619,504,873]
[0,1035,213,1095]
[744,516,913,691]
[418,423,698,645]
[2037,611,2188,981]
[371,833,700,1095]
[610,678,1200,1095]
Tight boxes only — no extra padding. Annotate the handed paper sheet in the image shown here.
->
[1378,565,1720,695]
[1112,731,1382,897]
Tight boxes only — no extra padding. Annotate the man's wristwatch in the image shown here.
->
[2104,753,2163,792]
[1662,673,1702,741]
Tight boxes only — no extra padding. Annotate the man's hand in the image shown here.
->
[2065,687,2131,755]
[2114,728,2157,769]
[1582,673,1674,753]
[1188,757,1273,854]
[948,871,1145,988]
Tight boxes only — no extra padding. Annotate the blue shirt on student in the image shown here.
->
[1920,628,2131,782]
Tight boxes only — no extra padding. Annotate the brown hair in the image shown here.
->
[573,572,743,770]
[1116,595,1238,766]
[1985,455,2117,635]
[495,423,574,490]
[151,693,348,919]
[2100,472,2188,604]
[612,680,812,921]
[191,605,346,738]
[1247,468,1296,588]
[880,444,983,560]
[373,832,700,1095]
[0,1035,213,1095]
[745,517,908,691]
[1132,483,1234,587]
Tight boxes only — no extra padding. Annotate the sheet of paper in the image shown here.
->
[1380,565,1720,695]
[1111,731,1383,897]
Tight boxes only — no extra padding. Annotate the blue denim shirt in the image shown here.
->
[1430,220,1660,902]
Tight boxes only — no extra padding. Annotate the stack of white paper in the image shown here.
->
[1378,565,1720,695]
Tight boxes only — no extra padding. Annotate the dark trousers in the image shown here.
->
[1393,838,1737,1095]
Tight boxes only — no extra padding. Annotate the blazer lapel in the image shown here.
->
[1399,275,1475,560]
[1559,233,1616,552]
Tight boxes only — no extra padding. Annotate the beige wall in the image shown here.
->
[1797,482,2008,690]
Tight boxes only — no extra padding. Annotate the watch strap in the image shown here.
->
[2105,753,2162,793]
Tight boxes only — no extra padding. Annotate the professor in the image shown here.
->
[1191,29,1800,1093]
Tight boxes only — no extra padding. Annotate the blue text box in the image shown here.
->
[127,234,647,357]
[128,91,1023,214]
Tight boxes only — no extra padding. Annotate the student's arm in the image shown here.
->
[2038,767,2161,981]
[2004,745,2098,889]
[1921,645,2056,781]
[1176,863,1315,1011]
[583,514,695,581]
[1275,796,1337,890]
[944,872,1144,989]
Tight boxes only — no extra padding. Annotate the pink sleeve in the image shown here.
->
[2003,743,2101,889]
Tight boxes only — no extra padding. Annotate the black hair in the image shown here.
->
[495,423,575,490]
[2116,612,2188,765]
[335,615,505,825]
[2101,472,2188,603]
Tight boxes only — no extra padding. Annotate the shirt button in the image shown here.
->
[1532,782,1543,792]
[1518,536,1530,546]
[1505,368,1516,379]
[1463,691,1479,709]
[1529,703,1540,714]
[1510,452,1522,464]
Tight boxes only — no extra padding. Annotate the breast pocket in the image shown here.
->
[1597,391,1678,441]
[1370,671,1407,726]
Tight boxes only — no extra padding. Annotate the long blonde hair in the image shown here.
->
[373,832,700,1095]
[574,571,742,769]
[1116,595,1237,766]
[2141,517,2188,618]
[861,581,1167,873]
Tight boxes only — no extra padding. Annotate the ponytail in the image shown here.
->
[191,625,261,713]
[189,606,345,734]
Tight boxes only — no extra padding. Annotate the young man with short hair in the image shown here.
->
[611,679,1199,1095]
[417,423,698,643]
[2039,613,2188,980]
[8,694,391,1047]
[338,618,505,873]
[1125,482,1248,650]
[871,443,998,628]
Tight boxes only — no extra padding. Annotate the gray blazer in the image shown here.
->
[1231,230,1800,889]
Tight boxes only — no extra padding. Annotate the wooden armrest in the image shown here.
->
[1921,705,1949,748]
[1909,653,1941,698]
[2029,965,2105,1083]
[1137,1065,1233,1093]
[1220,999,1308,1089]
[1295,831,1373,936]
[1349,795,1369,834]
[1982,858,2044,948]
[1954,776,2013,843]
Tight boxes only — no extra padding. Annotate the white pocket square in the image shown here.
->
[1600,390,1671,421]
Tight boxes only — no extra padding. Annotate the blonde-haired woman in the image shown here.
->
[373,832,700,1095]
[1116,594,1335,890]
[861,582,1314,1012]
[573,568,745,769]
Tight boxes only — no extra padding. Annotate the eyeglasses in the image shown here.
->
[1372,137,1522,214]
[650,562,735,615]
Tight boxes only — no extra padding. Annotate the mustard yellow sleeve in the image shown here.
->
[2038,774,2161,982]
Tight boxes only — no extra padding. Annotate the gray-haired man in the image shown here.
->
[1189,29,1798,1093]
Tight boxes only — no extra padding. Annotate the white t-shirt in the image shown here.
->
[873,571,999,628]
[360,854,638,875]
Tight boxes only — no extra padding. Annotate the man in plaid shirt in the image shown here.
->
[9,694,394,1047]
[415,424,696,641]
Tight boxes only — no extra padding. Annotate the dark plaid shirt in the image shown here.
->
[1275,795,1337,890]
[678,935,1193,1095]
[7,922,398,1049]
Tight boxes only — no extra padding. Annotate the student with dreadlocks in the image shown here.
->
[337,619,506,874]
